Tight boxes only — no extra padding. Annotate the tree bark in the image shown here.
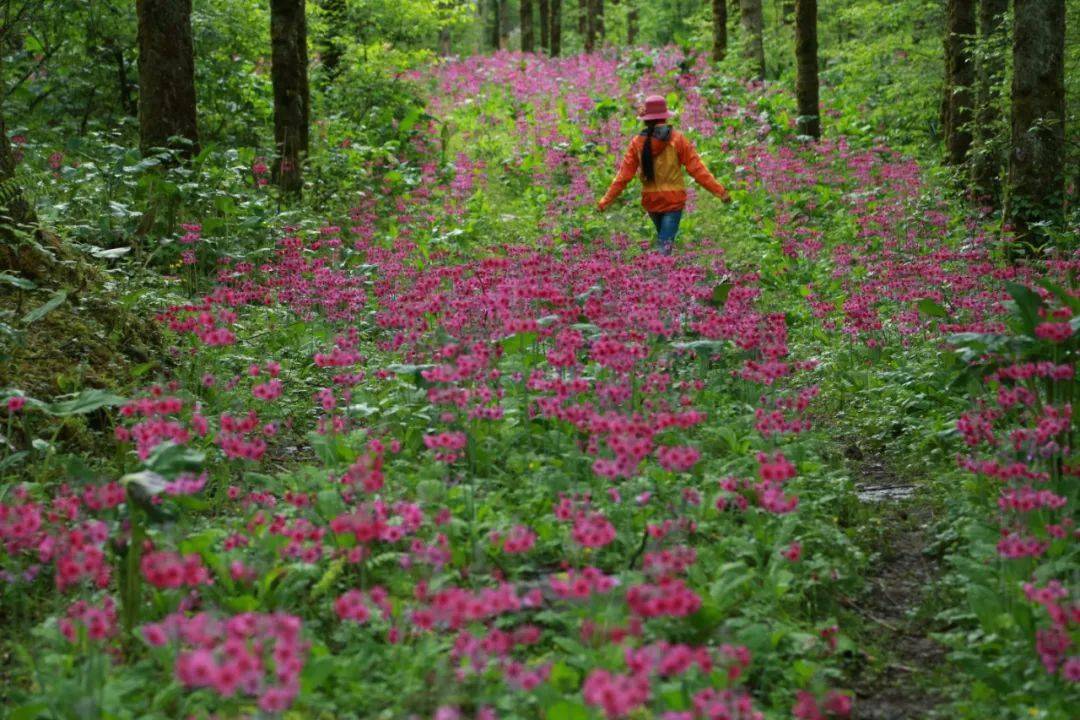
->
[1007,0,1066,242]
[794,0,819,139]
[591,0,604,47]
[550,0,562,57]
[579,0,588,46]
[971,0,1007,200]
[739,0,765,81]
[942,0,975,165]
[539,0,550,51]
[627,2,638,45]
[270,0,309,194]
[136,0,199,157]
[712,0,727,62]
[521,0,535,52]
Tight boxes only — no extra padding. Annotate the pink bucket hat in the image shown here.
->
[638,95,675,121]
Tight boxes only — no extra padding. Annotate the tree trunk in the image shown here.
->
[579,0,588,47]
[489,0,501,50]
[794,0,819,139]
[521,0,535,51]
[971,0,1007,201]
[270,0,309,194]
[591,0,604,47]
[550,0,562,57]
[539,0,550,51]
[110,43,136,118]
[1007,0,1066,243]
[316,0,346,77]
[628,2,638,45]
[136,0,199,157]
[712,0,727,62]
[739,0,765,81]
[499,0,510,47]
[942,0,975,165]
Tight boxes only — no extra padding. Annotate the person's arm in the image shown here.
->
[675,133,732,202]
[597,137,642,210]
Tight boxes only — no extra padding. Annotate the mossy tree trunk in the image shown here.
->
[521,0,535,51]
[739,0,765,81]
[1007,0,1066,243]
[712,0,727,62]
[270,0,310,194]
[794,0,819,139]
[539,0,550,52]
[136,0,199,158]
[971,0,1008,202]
[943,0,976,165]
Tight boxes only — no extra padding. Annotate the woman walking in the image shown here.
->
[596,95,731,255]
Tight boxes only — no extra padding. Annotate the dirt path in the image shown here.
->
[846,456,948,720]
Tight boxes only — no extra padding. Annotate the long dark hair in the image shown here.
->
[641,119,665,183]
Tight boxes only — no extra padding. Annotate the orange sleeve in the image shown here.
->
[597,137,642,210]
[675,134,730,200]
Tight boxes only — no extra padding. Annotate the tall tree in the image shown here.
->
[739,0,765,81]
[590,0,604,47]
[794,0,819,138]
[627,1,638,45]
[316,0,347,78]
[579,0,588,46]
[499,0,510,47]
[712,0,727,62]
[521,0,535,52]
[489,0,501,50]
[539,0,550,51]
[942,0,976,165]
[971,0,1008,200]
[550,0,562,56]
[270,0,310,194]
[136,0,199,157]
[1007,0,1066,242]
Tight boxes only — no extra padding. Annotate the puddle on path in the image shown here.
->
[856,484,915,503]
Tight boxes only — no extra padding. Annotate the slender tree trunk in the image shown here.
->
[712,0,727,62]
[579,0,589,47]
[136,0,199,157]
[550,0,562,57]
[591,0,604,46]
[1007,0,1066,243]
[110,44,136,117]
[316,0,346,78]
[270,0,309,194]
[521,0,535,51]
[943,0,976,165]
[794,0,819,139]
[739,0,765,81]
[499,0,510,47]
[489,0,501,50]
[539,0,550,51]
[628,1,638,44]
[971,0,1008,201]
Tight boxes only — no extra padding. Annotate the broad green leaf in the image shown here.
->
[0,273,35,290]
[46,389,125,416]
[21,289,67,324]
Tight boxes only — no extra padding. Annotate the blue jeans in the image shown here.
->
[649,210,683,256]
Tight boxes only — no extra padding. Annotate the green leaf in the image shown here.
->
[1004,282,1043,336]
[21,289,67,324]
[9,702,48,720]
[144,442,205,478]
[46,389,125,416]
[916,298,949,318]
[545,700,590,720]
[706,282,732,307]
[500,331,537,354]
[0,273,35,290]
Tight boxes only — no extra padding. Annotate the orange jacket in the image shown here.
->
[597,128,730,213]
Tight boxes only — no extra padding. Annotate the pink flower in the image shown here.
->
[6,396,26,413]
